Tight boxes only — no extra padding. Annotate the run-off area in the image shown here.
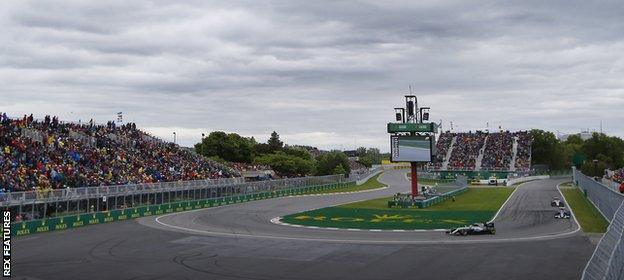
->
[281,187,515,230]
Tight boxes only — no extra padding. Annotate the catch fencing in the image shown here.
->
[575,168,624,280]
[1,174,347,223]
[10,176,353,237]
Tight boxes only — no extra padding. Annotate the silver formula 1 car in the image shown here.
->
[447,222,496,236]
[551,196,565,207]
[554,207,571,219]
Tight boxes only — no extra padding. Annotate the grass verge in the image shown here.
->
[282,187,515,230]
[560,186,609,233]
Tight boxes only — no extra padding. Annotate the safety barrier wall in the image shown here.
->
[388,175,468,209]
[582,201,624,280]
[387,187,468,209]
[418,187,468,208]
[573,167,624,221]
[11,181,353,237]
[576,166,624,280]
[505,175,550,186]
[355,167,383,185]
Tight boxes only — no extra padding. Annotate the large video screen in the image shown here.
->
[390,135,433,162]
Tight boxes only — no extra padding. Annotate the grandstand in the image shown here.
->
[0,113,239,192]
[433,130,532,172]
[613,168,624,184]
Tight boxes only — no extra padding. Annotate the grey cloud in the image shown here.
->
[1,0,623,151]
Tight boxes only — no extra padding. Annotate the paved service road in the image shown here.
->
[12,170,595,280]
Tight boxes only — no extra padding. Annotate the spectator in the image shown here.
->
[435,130,532,172]
[612,168,624,184]
[447,131,487,170]
[0,114,239,192]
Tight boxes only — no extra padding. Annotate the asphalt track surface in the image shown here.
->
[13,170,596,280]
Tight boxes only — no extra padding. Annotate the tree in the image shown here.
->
[531,130,624,172]
[356,147,382,167]
[315,151,351,176]
[333,164,347,175]
[195,131,255,163]
[581,159,609,177]
[358,156,373,168]
[530,129,570,170]
[582,133,624,169]
[267,131,283,152]
[282,146,312,160]
[254,143,272,155]
[254,152,314,177]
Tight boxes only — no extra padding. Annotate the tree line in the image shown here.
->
[195,131,383,177]
[531,129,624,176]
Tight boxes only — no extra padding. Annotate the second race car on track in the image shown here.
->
[551,196,565,207]
[554,207,571,219]
[447,222,496,236]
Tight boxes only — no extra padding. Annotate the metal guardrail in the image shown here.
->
[0,174,350,207]
[0,177,245,206]
[3,174,348,222]
[576,167,624,280]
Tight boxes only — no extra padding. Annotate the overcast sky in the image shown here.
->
[1,1,623,152]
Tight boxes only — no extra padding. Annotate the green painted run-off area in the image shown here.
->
[282,187,515,230]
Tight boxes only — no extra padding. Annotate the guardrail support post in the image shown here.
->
[411,162,419,197]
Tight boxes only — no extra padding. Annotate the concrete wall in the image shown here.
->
[356,168,383,185]
[505,175,550,186]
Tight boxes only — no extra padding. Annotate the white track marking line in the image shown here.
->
[152,176,581,245]
[154,214,581,244]
[488,183,522,223]
[270,216,449,232]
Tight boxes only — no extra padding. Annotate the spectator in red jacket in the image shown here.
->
[619,183,624,194]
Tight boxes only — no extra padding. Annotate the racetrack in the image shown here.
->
[149,170,579,242]
[13,170,596,280]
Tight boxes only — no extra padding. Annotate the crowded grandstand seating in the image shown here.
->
[434,132,453,169]
[613,168,624,184]
[436,130,532,172]
[229,162,272,172]
[514,131,532,171]
[480,131,513,170]
[0,113,238,192]
[447,132,487,170]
